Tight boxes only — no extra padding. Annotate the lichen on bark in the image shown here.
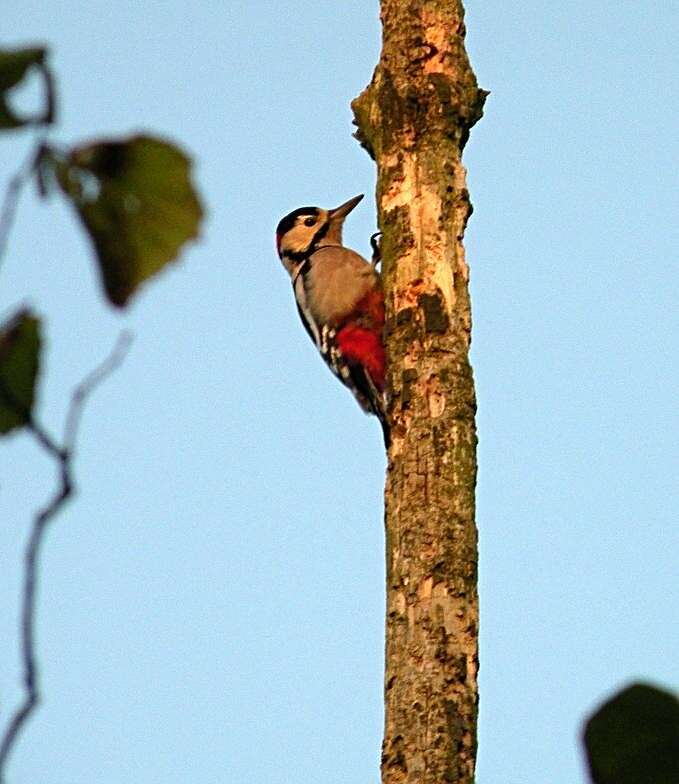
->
[352,2,486,782]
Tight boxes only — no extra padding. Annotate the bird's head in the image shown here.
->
[275,194,364,267]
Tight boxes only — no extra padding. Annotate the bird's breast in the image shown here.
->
[305,249,378,326]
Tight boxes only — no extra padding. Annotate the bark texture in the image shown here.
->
[352,2,486,782]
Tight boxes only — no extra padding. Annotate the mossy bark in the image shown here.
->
[352,2,486,782]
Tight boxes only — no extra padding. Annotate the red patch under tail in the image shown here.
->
[335,325,385,390]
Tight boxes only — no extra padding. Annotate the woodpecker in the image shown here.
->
[276,194,388,445]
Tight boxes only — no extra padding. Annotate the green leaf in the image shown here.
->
[0,309,41,435]
[583,682,679,784]
[50,134,203,307]
[0,46,55,130]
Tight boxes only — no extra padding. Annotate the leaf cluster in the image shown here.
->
[0,43,205,780]
[0,44,204,435]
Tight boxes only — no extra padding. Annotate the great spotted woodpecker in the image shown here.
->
[276,194,388,445]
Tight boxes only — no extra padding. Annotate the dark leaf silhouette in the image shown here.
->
[0,46,55,130]
[584,682,679,784]
[0,309,41,435]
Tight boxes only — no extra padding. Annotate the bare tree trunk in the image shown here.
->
[352,2,486,782]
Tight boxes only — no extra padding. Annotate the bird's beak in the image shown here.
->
[328,194,364,222]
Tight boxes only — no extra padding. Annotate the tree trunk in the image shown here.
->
[352,2,486,782]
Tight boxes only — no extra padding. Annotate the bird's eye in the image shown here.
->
[304,217,315,227]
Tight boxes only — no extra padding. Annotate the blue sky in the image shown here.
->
[1,2,677,782]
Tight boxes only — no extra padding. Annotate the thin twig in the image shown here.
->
[0,135,47,272]
[0,332,133,782]
[0,459,70,784]
[63,331,133,451]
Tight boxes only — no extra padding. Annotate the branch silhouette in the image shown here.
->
[0,331,132,782]
[0,134,47,271]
